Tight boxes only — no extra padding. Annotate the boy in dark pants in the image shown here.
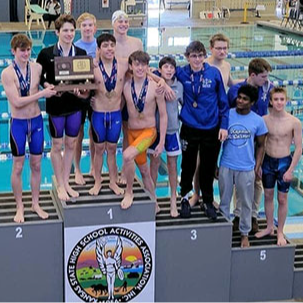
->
[175,41,229,220]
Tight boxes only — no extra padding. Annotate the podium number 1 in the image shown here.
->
[191,229,197,240]
[16,227,23,238]
[107,208,113,220]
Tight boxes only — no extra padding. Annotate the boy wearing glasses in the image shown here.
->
[175,41,229,220]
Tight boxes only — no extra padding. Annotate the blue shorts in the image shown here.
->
[262,153,292,193]
[91,110,122,143]
[147,132,182,156]
[49,111,82,138]
[10,114,44,157]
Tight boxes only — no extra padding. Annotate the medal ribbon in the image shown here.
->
[57,43,75,57]
[99,58,118,93]
[131,77,149,113]
[12,60,31,97]
[190,68,203,106]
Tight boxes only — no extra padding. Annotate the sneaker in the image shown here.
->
[204,202,217,221]
[251,217,259,233]
[232,216,240,232]
[180,198,191,218]
[241,235,250,248]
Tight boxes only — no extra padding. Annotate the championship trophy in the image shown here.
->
[54,55,98,92]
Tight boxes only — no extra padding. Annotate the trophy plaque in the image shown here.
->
[54,56,98,92]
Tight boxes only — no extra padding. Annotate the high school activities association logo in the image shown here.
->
[67,226,153,302]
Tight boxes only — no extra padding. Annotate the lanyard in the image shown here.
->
[98,58,118,92]
[12,60,31,97]
[131,77,149,113]
[57,43,75,57]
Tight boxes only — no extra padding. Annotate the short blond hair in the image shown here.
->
[77,13,96,27]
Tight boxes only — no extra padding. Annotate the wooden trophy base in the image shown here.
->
[54,82,99,92]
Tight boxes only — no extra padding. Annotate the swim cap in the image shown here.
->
[112,10,128,25]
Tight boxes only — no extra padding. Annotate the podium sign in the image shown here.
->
[64,222,155,302]
[54,56,98,92]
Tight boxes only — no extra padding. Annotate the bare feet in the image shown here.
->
[189,193,199,207]
[109,182,124,195]
[170,199,179,218]
[89,183,102,196]
[89,168,95,178]
[31,203,49,220]
[118,172,127,185]
[277,232,287,246]
[14,206,24,223]
[75,170,86,185]
[121,193,134,209]
[65,184,79,198]
[57,186,70,201]
[255,227,274,238]
[156,202,161,215]
[241,235,250,248]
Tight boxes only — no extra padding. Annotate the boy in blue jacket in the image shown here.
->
[176,41,229,220]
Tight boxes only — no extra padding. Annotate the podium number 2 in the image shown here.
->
[16,227,23,239]
[191,229,197,240]
[107,208,113,220]
[260,250,266,261]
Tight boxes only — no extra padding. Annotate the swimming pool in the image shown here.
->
[0,24,302,216]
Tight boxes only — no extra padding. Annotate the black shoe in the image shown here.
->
[180,198,191,218]
[232,216,240,232]
[251,217,259,233]
[204,202,217,221]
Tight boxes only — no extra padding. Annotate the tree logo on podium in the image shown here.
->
[67,226,153,302]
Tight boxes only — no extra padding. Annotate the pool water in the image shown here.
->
[0,25,302,217]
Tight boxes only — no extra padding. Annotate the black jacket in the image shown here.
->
[37,44,87,116]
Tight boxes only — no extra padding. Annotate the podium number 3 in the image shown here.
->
[260,250,266,261]
[16,227,23,238]
[191,229,197,240]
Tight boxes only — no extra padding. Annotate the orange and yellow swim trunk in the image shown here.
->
[128,127,157,165]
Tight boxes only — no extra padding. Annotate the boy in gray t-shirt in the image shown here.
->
[148,57,183,217]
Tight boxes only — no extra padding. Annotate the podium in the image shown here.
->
[293,243,303,298]
[230,219,296,301]
[0,190,63,302]
[52,174,156,302]
[155,197,232,302]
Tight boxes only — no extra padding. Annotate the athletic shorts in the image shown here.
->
[91,110,122,144]
[128,127,157,165]
[148,132,182,156]
[49,111,82,138]
[10,114,44,157]
[262,153,292,193]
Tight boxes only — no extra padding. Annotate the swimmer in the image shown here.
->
[121,51,167,211]
[1,34,56,222]
[148,56,183,217]
[37,15,87,202]
[255,87,302,246]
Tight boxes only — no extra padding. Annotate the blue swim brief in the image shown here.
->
[48,111,82,138]
[10,114,44,157]
[262,153,292,193]
[91,110,122,144]
[147,132,182,156]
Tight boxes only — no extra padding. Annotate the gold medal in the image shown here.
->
[138,112,144,119]
[193,101,198,108]
[105,90,116,99]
